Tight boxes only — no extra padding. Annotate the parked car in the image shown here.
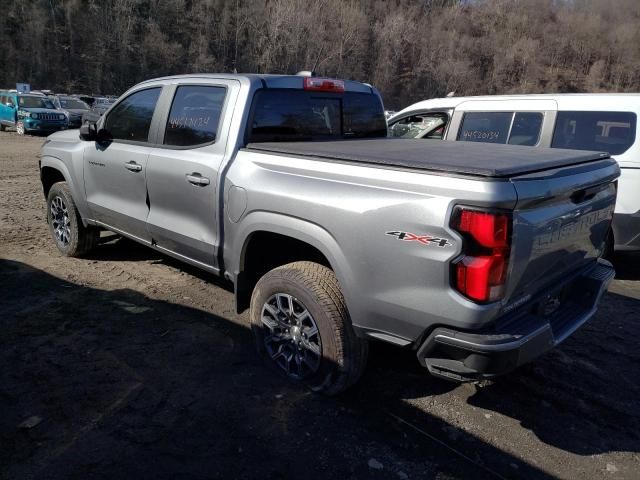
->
[39,74,617,393]
[388,94,640,253]
[81,97,117,124]
[50,95,91,128]
[0,91,68,134]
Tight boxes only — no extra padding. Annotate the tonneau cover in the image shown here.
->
[246,138,610,178]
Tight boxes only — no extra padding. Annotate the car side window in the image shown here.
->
[551,111,637,155]
[508,112,543,146]
[389,113,448,139]
[164,85,226,147]
[458,112,512,144]
[104,88,161,143]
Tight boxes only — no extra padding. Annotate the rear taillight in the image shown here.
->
[451,207,512,303]
[303,77,345,92]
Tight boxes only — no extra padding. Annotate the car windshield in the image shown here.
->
[389,114,447,139]
[60,98,89,110]
[18,96,55,109]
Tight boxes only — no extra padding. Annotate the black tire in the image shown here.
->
[0,123,6,132]
[47,182,99,257]
[250,261,368,395]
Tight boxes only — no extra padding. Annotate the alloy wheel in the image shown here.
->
[261,293,322,379]
[50,195,71,247]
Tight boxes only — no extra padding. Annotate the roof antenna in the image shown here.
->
[296,46,324,77]
[310,46,324,77]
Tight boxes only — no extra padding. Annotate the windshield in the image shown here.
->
[18,96,55,109]
[60,97,89,110]
[248,89,387,142]
[389,114,447,139]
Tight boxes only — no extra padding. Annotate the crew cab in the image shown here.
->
[388,94,640,253]
[0,91,68,134]
[39,74,618,393]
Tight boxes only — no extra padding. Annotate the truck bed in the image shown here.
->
[246,138,610,178]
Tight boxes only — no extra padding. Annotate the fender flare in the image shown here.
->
[230,211,360,322]
[39,155,91,223]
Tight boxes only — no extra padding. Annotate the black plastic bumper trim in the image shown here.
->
[416,259,615,382]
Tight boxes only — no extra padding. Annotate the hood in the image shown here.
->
[22,107,65,115]
[64,108,89,115]
[46,129,81,142]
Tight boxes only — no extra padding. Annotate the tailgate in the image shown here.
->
[505,158,619,303]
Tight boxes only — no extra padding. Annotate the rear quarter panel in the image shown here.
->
[225,150,519,343]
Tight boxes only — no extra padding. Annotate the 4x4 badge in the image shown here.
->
[386,231,452,247]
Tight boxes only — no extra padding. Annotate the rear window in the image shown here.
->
[458,111,543,146]
[551,111,637,155]
[247,89,386,142]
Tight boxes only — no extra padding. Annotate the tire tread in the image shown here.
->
[48,182,98,257]
[253,261,368,395]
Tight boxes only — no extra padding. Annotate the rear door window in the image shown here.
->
[551,111,637,155]
[458,111,544,146]
[389,113,448,139]
[458,112,512,144]
[508,112,543,146]
[164,85,226,147]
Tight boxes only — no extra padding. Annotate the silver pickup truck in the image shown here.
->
[40,74,618,394]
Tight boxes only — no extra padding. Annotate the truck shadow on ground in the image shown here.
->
[610,251,640,280]
[465,290,640,456]
[0,259,560,480]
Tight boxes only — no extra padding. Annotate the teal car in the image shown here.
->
[0,91,68,135]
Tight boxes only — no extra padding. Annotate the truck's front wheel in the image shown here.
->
[250,261,368,395]
[47,182,99,257]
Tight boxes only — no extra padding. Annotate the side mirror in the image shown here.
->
[6,102,15,109]
[79,122,98,140]
[96,127,112,143]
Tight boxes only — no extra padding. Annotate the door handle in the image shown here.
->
[124,161,143,172]
[186,172,210,186]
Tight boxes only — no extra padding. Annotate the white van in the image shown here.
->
[388,94,640,252]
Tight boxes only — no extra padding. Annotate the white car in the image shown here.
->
[388,94,640,252]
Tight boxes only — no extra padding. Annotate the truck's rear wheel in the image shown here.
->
[250,261,368,395]
[47,182,99,257]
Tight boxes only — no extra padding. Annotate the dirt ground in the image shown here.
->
[1,130,639,480]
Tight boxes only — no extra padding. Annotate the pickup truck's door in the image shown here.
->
[83,87,163,242]
[145,80,239,269]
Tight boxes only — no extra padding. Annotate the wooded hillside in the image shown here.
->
[1,0,639,108]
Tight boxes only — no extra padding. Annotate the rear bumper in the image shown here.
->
[416,259,614,382]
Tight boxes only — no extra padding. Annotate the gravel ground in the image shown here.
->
[1,130,639,480]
